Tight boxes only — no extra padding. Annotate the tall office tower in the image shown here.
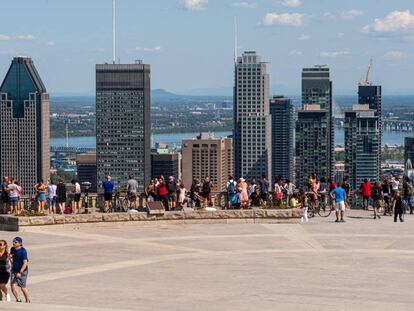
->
[269,96,294,181]
[0,57,50,195]
[404,137,414,166]
[76,153,97,193]
[182,133,233,192]
[295,106,329,187]
[297,66,334,184]
[344,105,380,189]
[96,62,151,191]
[234,51,271,181]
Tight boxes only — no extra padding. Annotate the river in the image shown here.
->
[51,129,410,149]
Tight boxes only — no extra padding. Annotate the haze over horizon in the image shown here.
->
[1,0,414,95]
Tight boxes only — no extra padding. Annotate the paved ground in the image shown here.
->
[1,210,414,310]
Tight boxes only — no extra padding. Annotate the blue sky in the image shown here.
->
[0,0,413,95]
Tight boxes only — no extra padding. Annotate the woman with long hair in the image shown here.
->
[34,180,46,213]
[0,240,11,302]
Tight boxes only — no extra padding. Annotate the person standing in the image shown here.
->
[102,176,115,211]
[284,179,296,208]
[393,190,405,223]
[259,174,270,204]
[0,240,11,302]
[391,177,400,198]
[382,179,392,216]
[248,178,257,199]
[127,175,139,210]
[330,183,347,223]
[6,179,20,215]
[298,189,309,223]
[47,180,57,214]
[341,179,351,208]
[202,176,213,207]
[167,176,177,211]
[273,177,283,207]
[177,182,187,209]
[403,177,413,214]
[226,176,237,209]
[238,178,249,208]
[1,176,9,214]
[371,181,383,220]
[15,181,23,215]
[71,179,81,214]
[34,180,46,214]
[157,177,169,210]
[360,179,372,210]
[56,178,67,214]
[10,237,30,303]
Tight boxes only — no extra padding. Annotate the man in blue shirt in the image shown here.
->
[330,183,347,223]
[10,237,30,303]
[102,176,115,211]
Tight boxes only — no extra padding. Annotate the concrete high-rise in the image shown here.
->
[404,137,414,167]
[0,57,50,194]
[269,96,294,181]
[344,105,380,189]
[234,51,271,180]
[296,66,334,186]
[182,133,233,192]
[358,84,382,131]
[96,62,151,191]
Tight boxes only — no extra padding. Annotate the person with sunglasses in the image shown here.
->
[0,240,11,302]
[10,237,30,303]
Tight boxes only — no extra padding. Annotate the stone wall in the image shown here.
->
[0,209,302,231]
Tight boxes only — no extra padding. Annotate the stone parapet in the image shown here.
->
[0,209,302,231]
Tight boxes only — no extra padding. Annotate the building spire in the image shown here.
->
[112,0,116,64]
[234,17,238,64]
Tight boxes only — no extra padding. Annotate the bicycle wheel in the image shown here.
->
[122,198,130,212]
[318,203,332,217]
[307,207,315,218]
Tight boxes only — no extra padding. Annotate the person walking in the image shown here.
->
[391,177,400,198]
[71,179,81,214]
[393,190,405,223]
[56,178,67,214]
[0,240,11,302]
[10,237,30,303]
[47,180,57,214]
[371,181,383,220]
[403,177,413,214]
[360,179,372,210]
[330,183,347,223]
[34,180,46,214]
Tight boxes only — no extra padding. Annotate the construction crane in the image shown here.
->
[361,58,373,86]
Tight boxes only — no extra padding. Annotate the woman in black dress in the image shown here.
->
[56,178,67,214]
[0,239,11,302]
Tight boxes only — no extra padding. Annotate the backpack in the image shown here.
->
[228,181,236,195]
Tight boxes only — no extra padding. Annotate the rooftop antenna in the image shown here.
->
[112,0,116,64]
[65,123,69,148]
[234,17,238,64]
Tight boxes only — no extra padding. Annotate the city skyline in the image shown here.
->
[0,1,413,95]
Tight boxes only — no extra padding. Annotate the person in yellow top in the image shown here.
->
[34,180,46,214]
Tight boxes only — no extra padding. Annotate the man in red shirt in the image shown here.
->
[360,179,372,210]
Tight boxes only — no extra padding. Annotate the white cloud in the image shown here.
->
[363,10,414,35]
[134,46,162,52]
[46,41,56,46]
[319,50,350,58]
[337,32,345,38]
[281,0,301,8]
[298,34,311,40]
[321,12,336,20]
[342,9,363,20]
[231,2,257,9]
[260,12,305,27]
[0,34,10,41]
[290,49,303,55]
[383,50,410,60]
[15,34,35,41]
[182,0,208,11]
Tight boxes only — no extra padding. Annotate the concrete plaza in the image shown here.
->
[1,210,414,310]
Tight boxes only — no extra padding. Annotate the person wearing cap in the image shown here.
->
[10,237,30,303]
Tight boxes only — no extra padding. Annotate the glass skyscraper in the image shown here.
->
[0,57,50,195]
[96,62,151,191]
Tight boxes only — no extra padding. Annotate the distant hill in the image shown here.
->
[151,89,181,99]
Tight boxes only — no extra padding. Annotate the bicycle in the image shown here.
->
[306,193,332,217]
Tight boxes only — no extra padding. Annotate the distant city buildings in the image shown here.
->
[151,143,181,180]
[296,66,334,186]
[344,105,380,189]
[0,57,50,194]
[358,84,382,134]
[76,153,97,192]
[182,133,233,192]
[269,96,294,181]
[234,51,272,181]
[96,62,151,191]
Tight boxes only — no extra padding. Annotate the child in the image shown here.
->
[298,189,309,223]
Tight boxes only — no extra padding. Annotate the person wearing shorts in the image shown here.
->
[102,176,115,211]
[330,183,347,223]
[10,237,30,303]
[71,179,81,214]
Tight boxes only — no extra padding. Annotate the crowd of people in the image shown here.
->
[1,176,82,215]
[0,237,30,303]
